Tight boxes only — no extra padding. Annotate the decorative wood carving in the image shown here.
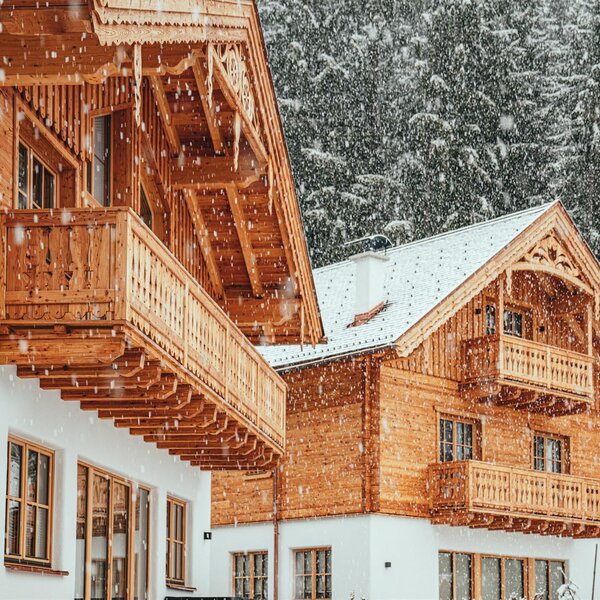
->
[133,43,142,127]
[213,43,256,128]
[523,233,581,279]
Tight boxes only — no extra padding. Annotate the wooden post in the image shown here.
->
[181,281,189,369]
[363,357,372,513]
[114,210,130,321]
[0,215,6,320]
[273,468,279,600]
[588,301,594,398]
[498,276,505,371]
[592,543,598,600]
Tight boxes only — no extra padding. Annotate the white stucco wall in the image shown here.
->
[211,514,599,600]
[0,364,212,600]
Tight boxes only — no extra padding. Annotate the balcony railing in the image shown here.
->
[462,334,594,403]
[0,208,285,449]
[430,460,600,528]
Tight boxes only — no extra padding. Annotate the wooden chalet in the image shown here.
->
[211,202,600,600]
[0,0,323,471]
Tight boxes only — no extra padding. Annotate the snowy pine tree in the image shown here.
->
[257,0,600,265]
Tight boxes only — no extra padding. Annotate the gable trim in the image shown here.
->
[395,202,600,358]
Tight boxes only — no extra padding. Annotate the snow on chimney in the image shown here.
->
[350,250,390,321]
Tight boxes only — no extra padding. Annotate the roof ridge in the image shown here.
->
[314,201,556,274]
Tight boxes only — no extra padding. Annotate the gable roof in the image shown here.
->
[260,202,563,370]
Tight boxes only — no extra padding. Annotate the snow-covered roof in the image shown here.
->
[260,202,555,369]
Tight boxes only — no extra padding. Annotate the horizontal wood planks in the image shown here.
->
[212,360,366,525]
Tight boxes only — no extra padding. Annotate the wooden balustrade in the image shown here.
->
[462,334,594,410]
[430,460,600,530]
[0,208,286,450]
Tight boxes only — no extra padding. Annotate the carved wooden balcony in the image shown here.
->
[429,461,600,537]
[0,209,285,469]
[461,334,594,414]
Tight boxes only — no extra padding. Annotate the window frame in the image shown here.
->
[4,435,54,567]
[439,550,474,600]
[232,550,268,599]
[438,414,480,463]
[87,113,112,207]
[293,547,331,600]
[502,303,534,340]
[135,485,152,600]
[485,301,497,335]
[438,552,567,600]
[17,140,57,210]
[532,433,569,474]
[166,496,187,586]
[480,553,528,600]
[75,461,139,600]
[534,558,567,600]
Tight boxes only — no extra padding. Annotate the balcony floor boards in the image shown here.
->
[0,322,279,469]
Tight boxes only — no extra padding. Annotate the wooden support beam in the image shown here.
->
[210,46,268,164]
[225,184,264,297]
[0,7,92,36]
[171,151,265,189]
[184,190,225,299]
[191,59,225,154]
[223,294,301,327]
[149,76,181,152]
[0,333,126,366]
[16,349,146,380]
[63,375,178,402]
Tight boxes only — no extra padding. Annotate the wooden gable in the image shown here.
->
[0,0,323,345]
[395,202,600,359]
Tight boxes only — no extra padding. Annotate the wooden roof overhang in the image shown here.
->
[0,0,324,346]
[0,208,287,469]
[394,202,600,359]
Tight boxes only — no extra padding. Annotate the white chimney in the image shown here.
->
[351,250,390,317]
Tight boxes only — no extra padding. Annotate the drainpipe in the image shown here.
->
[273,467,279,600]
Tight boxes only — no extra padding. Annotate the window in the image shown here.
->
[481,556,525,600]
[140,186,153,230]
[4,436,53,566]
[166,496,186,585]
[294,548,331,600]
[17,142,56,209]
[439,417,477,463]
[134,487,151,600]
[485,303,496,335]
[233,551,268,599]
[438,553,567,600]
[75,463,134,600]
[90,115,111,206]
[535,560,566,600]
[503,309,523,338]
[439,552,472,600]
[533,434,566,474]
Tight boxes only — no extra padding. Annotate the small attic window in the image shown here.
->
[349,301,386,328]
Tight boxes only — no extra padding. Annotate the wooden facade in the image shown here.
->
[0,1,324,469]
[212,203,600,535]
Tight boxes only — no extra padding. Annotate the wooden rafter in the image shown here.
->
[225,184,264,298]
[191,59,225,154]
[149,75,181,152]
[183,190,225,299]
[209,44,268,165]
[171,152,265,189]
